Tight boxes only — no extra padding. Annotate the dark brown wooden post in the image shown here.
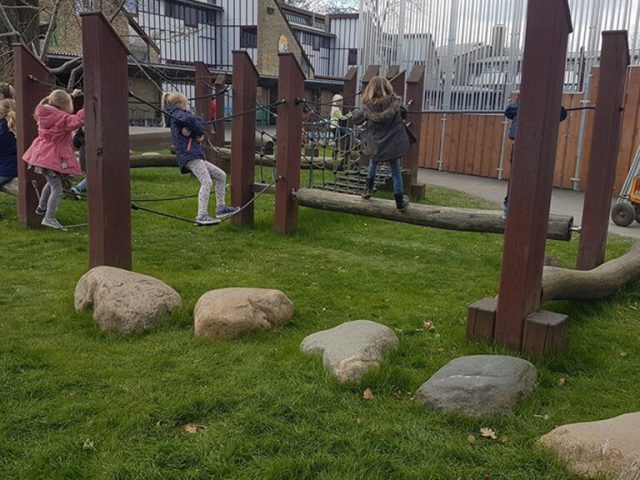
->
[274,53,305,235]
[194,61,214,161]
[342,67,358,114]
[405,65,426,200]
[390,70,406,100]
[577,32,629,271]
[214,74,226,147]
[81,12,132,270]
[494,0,573,352]
[361,65,380,92]
[13,45,49,229]
[230,51,258,228]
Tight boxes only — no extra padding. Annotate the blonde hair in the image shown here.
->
[362,76,394,106]
[161,92,188,127]
[332,94,343,106]
[0,99,16,133]
[38,89,74,114]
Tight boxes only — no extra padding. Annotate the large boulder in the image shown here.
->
[300,320,399,383]
[75,266,182,333]
[194,288,294,339]
[415,355,537,417]
[539,412,640,480]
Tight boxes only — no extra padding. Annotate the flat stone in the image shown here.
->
[300,320,399,383]
[539,412,640,480]
[194,288,294,339]
[415,355,537,417]
[75,266,182,333]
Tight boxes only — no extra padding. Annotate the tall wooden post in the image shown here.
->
[214,74,228,171]
[494,0,573,352]
[82,12,132,270]
[361,65,380,92]
[342,67,358,114]
[389,70,406,100]
[230,51,258,228]
[405,65,426,200]
[194,61,214,162]
[274,53,305,235]
[577,32,629,271]
[13,45,49,229]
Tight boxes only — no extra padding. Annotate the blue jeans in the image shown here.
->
[74,178,87,192]
[0,176,15,186]
[368,158,403,195]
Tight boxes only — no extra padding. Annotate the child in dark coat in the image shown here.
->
[0,99,17,187]
[162,92,238,225]
[351,76,410,210]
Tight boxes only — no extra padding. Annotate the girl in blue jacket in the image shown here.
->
[0,99,17,187]
[162,92,238,225]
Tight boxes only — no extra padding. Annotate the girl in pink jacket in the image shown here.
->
[23,89,84,229]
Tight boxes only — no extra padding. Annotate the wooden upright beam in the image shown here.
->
[230,51,258,228]
[274,53,305,235]
[194,61,214,162]
[405,65,426,199]
[361,65,380,91]
[494,0,573,351]
[577,32,630,271]
[13,44,49,229]
[342,67,358,114]
[214,74,226,147]
[389,70,406,100]
[82,12,132,270]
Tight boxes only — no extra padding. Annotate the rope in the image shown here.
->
[203,100,286,126]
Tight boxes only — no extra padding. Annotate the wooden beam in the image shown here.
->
[194,61,214,164]
[342,66,358,114]
[214,74,227,170]
[405,65,426,196]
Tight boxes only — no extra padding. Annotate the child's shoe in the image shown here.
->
[70,186,82,200]
[394,193,409,210]
[41,218,65,230]
[195,214,220,226]
[35,206,46,216]
[361,178,375,199]
[216,205,240,218]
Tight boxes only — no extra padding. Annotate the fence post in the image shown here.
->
[81,12,132,270]
[274,53,305,235]
[13,44,49,229]
[342,67,358,114]
[361,65,380,92]
[214,74,228,171]
[194,61,214,162]
[577,31,629,271]
[231,51,258,228]
[405,65,426,200]
[389,69,406,100]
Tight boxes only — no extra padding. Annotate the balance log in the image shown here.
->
[294,188,573,241]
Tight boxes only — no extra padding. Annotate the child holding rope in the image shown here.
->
[351,76,410,210]
[162,92,238,225]
[22,89,84,229]
[0,99,17,187]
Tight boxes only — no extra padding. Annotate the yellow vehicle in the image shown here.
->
[611,152,640,227]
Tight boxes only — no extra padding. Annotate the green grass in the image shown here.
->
[1,168,639,480]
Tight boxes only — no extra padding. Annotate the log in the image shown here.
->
[294,188,574,241]
[541,241,640,302]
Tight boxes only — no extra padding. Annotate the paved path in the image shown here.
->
[418,169,640,239]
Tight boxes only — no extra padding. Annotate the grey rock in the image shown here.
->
[75,266,182,333]
[539,412,640,480]
[301,320,399,383]
[194,288,294,339]
[415,355,537,417]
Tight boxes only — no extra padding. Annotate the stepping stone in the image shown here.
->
[194,288,294,339]
[75,266,182,333]
[415,355,537,417]
[539,412,640,480]
[300,320,399,383]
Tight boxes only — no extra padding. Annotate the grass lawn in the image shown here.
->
[1,168,639,480]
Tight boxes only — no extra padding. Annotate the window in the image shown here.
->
[240,26,257,48]
[312,35,321,51]
[348,48,358,65]
[165,2,215,27]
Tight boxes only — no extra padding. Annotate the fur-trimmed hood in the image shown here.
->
[362,95,403,124]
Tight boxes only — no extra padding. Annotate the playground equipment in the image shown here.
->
[611,145,640,227]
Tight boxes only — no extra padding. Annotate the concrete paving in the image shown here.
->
[418,169,640,239]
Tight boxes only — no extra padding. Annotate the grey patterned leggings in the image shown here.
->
[185,159,227,216]
[38,170,63,222]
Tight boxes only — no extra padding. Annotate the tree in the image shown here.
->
[280,0,358,14]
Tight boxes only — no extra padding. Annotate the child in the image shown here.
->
[0,99,17,187]
[162,92,238,225]
[23,89,84,229]
[69,128,86,199]
[351,76,410,210]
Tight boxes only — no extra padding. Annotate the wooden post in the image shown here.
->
[82,12,132,270]
[13,44,49,229]
[274,53,305,235]
[214,74,228,171]
[342,67,358,114]
[361,65,380,92]
[389,70,406,100]
[577,32,629,271]
[494,0,573,352]
[231,51,258,228]
[194,61,214,162]
[405,65,426,200]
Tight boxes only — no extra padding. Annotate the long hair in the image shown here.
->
[38,89,74,114]
[0,99,16,133]
[161,92,188,127]
[362,76,394,106]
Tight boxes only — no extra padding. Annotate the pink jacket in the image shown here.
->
[23,105,85,176]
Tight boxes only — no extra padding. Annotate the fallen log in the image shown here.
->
[294,188,574,241]
[541,241,640,302]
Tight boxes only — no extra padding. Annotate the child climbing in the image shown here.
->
[0,99,17,187]
[23,89,84,229]
[351,76,410,210]
[162,92,238,225]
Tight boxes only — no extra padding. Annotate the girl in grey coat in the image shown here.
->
[351,76,410,209]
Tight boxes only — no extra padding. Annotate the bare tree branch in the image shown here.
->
[40,0,62,61]
[67,64,83,89]
[0,2,23,44]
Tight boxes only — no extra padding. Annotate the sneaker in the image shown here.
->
[394,193,409,210]
[70,186,82,200]
[216,205,240,218]
[41,218,66,230]
[195,214,220,226]
[35,206,46,216]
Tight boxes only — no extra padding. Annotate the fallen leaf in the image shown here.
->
[155,419,168,428]
[82,439,95,450]
[356,417,363,425]
[500,436,508,444]
[363,388,375,400]
[533,414,550,420]
[558,377,566,387]
[423,321,436,332]
[619,351,629,358]
[182,423,206,434]
[480,427,497,440]
[467,434,476,444]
